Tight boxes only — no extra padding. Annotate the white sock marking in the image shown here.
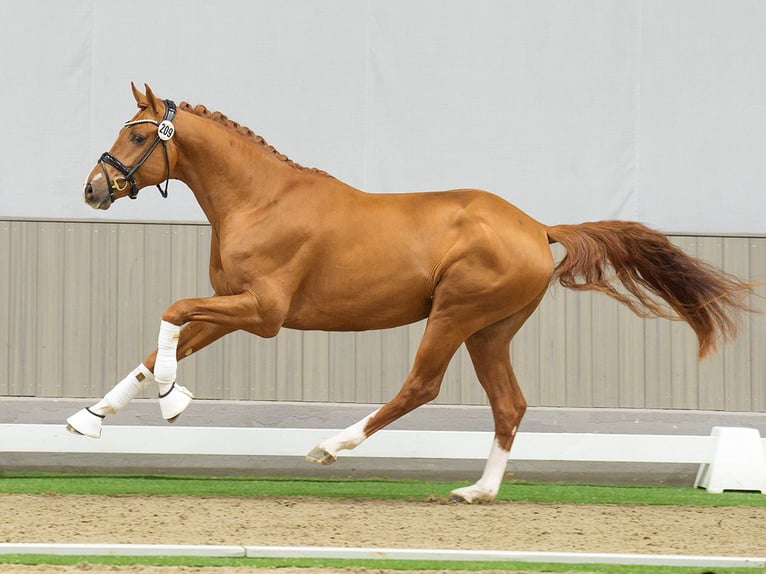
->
[319,408,380,456]
[451,437,510,503]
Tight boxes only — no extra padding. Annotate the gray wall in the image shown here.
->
[1,219,763,412]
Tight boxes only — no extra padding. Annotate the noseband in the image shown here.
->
[98,99,176,200]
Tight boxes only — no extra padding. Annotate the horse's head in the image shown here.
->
[84,83,178,209]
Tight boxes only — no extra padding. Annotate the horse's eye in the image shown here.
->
[130,132,147,145]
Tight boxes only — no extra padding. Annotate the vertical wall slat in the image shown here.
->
[355,331,382,403]
[250,336,278,401]
[696,237,726,410]
[222,331,253,400]
[329,332,356,402]
[35,222,65,397]
[564,289,593,407]
[0,221,10,395]
[592,296,620,407]
[618,306,645,407]
[537,282,567,407]
[643,316,672,408]
[9,222,38,396]
[87,223,119,397]
[114,223,146,390]
[669,237,700,409]
[62,223,93,397]
[276,329,303,401]
[303,331,330,402]
[750,239,766,412]
[722,237,752,411]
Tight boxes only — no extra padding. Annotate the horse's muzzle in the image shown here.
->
[84,181,112,210]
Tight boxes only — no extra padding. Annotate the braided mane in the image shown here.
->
[179,102,329,177]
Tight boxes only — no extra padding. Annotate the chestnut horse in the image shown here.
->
[67,84,753,503]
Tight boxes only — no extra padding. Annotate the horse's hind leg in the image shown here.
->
[450,298,542,503]
[66,322,232,438]
[306,314,465,464]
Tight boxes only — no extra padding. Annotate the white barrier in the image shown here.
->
[0,542,765,568]
[1,424,764,493]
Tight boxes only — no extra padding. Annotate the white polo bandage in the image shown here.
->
[94,363,153,415]
[154,320,181,386]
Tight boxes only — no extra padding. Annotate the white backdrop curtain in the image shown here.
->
[1,0,764,234]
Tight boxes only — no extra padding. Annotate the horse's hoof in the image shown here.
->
[305,446,337,465]
[65,408,103,439]
[159,383,193,421]
[449,485,495,504]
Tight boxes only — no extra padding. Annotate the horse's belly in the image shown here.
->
[283,282,432,332]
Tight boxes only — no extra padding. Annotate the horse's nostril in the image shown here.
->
[84,182,93,199]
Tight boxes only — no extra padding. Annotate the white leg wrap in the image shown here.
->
[101,363,153,413]
[66,363,154,438]
[154,320,181,390]
[450,438,510,503]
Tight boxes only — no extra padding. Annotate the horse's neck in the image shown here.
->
[173,114,298,228]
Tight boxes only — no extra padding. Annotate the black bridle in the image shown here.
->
[98,99,176,200]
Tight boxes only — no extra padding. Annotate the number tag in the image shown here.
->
[157,120,175,141]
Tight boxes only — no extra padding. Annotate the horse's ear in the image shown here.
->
[143,83,163,115]
[131,82,148,109]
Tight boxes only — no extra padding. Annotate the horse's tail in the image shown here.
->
[546,220,755,358]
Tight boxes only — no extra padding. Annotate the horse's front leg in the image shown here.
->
[66,321,234,438]
[148,291,284,420]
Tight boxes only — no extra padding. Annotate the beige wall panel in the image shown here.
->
[696,237,726,410]
[328,331,355,403]
[2,220,764,413]
[9,221,38,396]
[721,237,753,411]
[564,286,594,407]
[115,224,147,395]
[62,223,93,397]
[668,237,701,408]
[751,239,766,411]
[355,331,383,403]
[35,223,65,396]
[302,330,330,403]
[536,272,568,407]
[0,221,10,395]
[617,296,646,408]
[86,224,119,397]
[745,243,762,402]
[643,315,673,409]
[592,295,621,408]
